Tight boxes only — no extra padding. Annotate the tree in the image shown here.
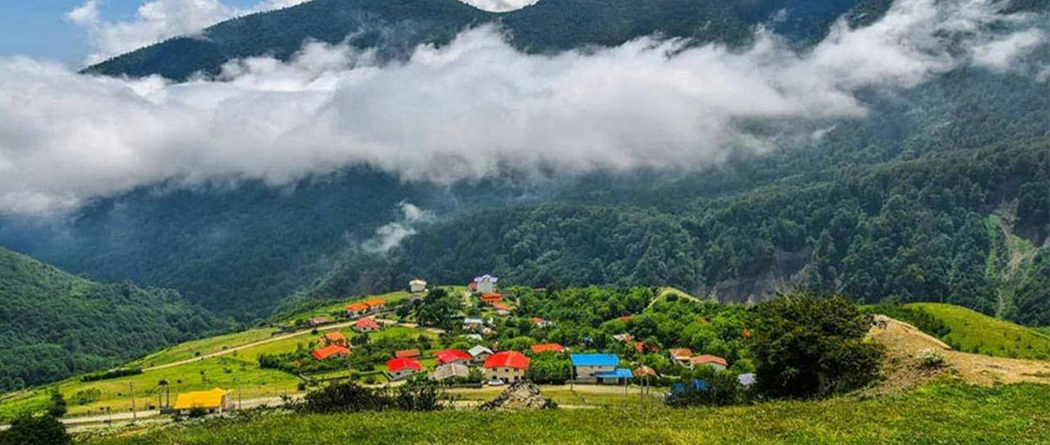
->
[750,292,883,398]
[47,389,67,418]
[0,414,71,445]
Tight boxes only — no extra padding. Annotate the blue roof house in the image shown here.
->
[570,353,630,384]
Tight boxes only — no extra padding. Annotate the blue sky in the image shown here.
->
[0,0,260,65]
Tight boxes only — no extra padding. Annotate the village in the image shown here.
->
[131,276,754,417]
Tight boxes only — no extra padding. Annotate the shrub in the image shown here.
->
[751,292,884,399]
[917,349,946,369]
[79,368,142,382]
[0,414,70,445]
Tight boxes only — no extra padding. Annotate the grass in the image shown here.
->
[907,303,1050,360]
[130,328,278,368]
[83,383,1050,444]
[0,357,301,421]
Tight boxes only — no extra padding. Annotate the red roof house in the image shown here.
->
[481,293,503,303]
[483,351,531,370]
[530,343,566,354]
[386,358,422,379]
[355,318,381,332]
[435,349,472,365]
[312,345,350,361]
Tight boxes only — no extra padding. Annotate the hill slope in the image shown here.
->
[0,247,229,392]
[85,0,877,80]
[906,303,1050,359]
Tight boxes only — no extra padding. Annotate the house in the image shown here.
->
[430,362,471,382]
[364,298,386,313]
[570,353,620,383]
[595,368,633,385]
[346,303,369,318]
[691,355,728,371]
[668,348,693,367]
[473,275,498,294]
[483,351,530,383]
[387,357,423,380]
[530,318,552,328]
[410,279,427,293]
[354,318,381,333]
[172,388,233,414]
[481,293,503,304]
[312,345,350,361]
[632,341,658,355]
[319,331,347,347]
[613,333,634,342]
[463,317,485,330]
[468,345,493,364]
[530,343,566,355]
[436,349,472,365]
[308,316,331,327]
[467,281,478,292]
[492,302,511,316]
[395,349,421,359]
[633,366,658,379]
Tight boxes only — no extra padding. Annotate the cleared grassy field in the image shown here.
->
[131,328,278,368]
[907,303,1050,360]
[85,383,1050,444]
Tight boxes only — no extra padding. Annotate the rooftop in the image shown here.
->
[570,353,619,367]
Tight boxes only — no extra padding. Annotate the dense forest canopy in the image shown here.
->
[0,247,229,392]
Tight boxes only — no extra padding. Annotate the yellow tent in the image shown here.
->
[173,388,230,411]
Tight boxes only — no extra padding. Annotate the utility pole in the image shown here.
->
[130,382,137,422]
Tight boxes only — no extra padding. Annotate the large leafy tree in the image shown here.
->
[750,292,883,398]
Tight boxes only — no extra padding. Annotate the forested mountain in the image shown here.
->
[0,247,229,392]
[1,0,1046,327]
[86,0,887,80]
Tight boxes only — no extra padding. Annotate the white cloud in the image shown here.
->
[362,202,432,253]
[457,0,538,13]
[2,0,1044,215]
[972,29,1046,71]
[67,0,312,65]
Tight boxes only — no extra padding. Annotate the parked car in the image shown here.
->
[486,378,505,386]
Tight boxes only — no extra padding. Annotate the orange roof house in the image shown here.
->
[633,366,658,378]
[364,298,386,309]
[395,349,421,359]
[692,355,728,368]
[531,343,567,354]
[320,331,347,346]
[669,348,692,360]
[481,293,503,303]
[347,303,369,314]
[312,345,350,361]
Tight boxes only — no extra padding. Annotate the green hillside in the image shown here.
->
[84,0,877,81]
[85,384,1050,444]
[0,247,229,392]
[906,303,1050,360]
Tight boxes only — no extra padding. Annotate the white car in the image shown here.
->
[486,378,505,386]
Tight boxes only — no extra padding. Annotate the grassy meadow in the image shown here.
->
[907,303,1050,359]
[83,383,1050,445]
